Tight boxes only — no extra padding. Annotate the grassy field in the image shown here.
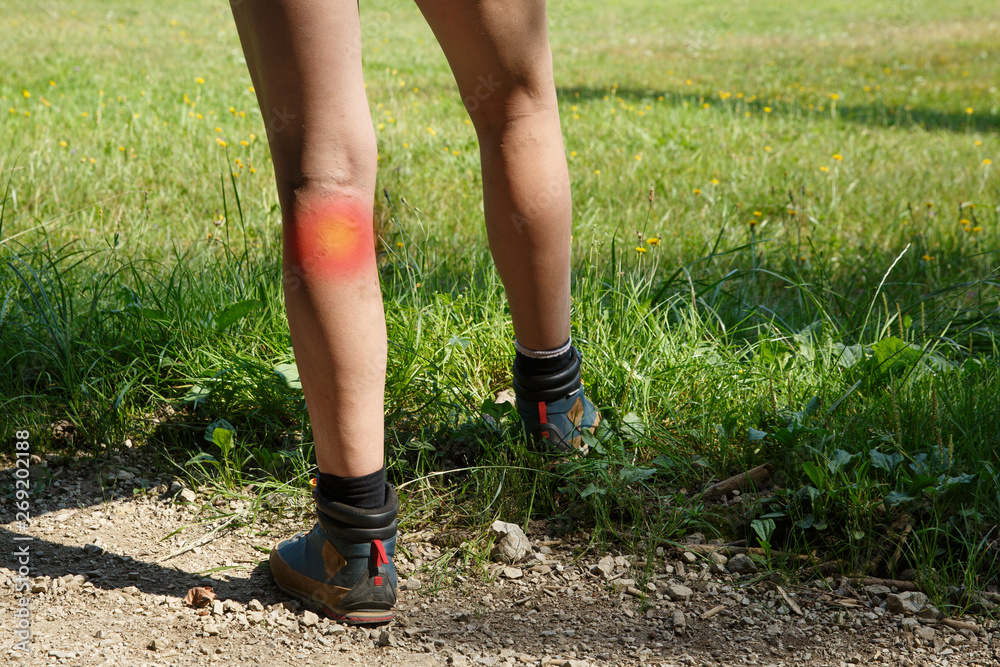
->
[2,0,999,610]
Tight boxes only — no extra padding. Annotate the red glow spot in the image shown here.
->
[289,199,373,279]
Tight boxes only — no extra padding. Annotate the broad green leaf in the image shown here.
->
[273,362,302,390]
[870,449,903,472]
[204,418,236,442]
[621,412,645,442]
[884,491,917,507]
[802,462,826,489]
[751,518,776,543]
[183,384,211,407]
[833,343,865,368]
[871,336,923,376]
[757,339,791,365]
[747,428,768,441]
[827,449,856,475]
[618,466,656,485]
[214,298,262,332]
[580,483,605,498]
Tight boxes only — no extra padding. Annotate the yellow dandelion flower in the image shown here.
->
[81,111,89,117]
[764,106,772,113]
[748,219,758,227]
[196,77,205,84]
[863,86,871,92]
[426,127,436,136]
[830,93,839,101]
[635,154,642,161]
[196,113,203,119]
[921,254,933,262]
[635,246,647,253]
[702,103,710,109]
[570,150,577,157]
[216,138,227,146]
[249,133,256,141]
[59,140,67,147]
[884,67,892,74]
[685,79,692,85]
[975,140,982,146]
[764,146,772,152]
[22,89,29,98]
[23,111,30,117]
[960,218,971,225]
[711,178,719,185]
[787,209,796,216]
[240,140,249,146]
[402,143,409,149]
[594,170,601,175]
[753,211,763,217]
[833,154,843,161]
[972,226,982,232]
[214,126,221,132]
[118,145,125,152]
[966,107,974,115]
[982,159,992,166]
[820,166,829,172]
[693,188,701,194]
[49,80,56,87]
[926,202,934,208]
[646,237,660,246]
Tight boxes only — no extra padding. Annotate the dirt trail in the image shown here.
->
[2,453,998,666]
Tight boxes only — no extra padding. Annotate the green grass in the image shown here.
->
[2,0,999,612]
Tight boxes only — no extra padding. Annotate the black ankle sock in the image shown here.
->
[316,466,386,510]
[515,344,574,377]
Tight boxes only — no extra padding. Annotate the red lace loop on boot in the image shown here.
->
[372,539,389,586]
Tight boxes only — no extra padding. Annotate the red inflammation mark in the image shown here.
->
[288,199,374,279]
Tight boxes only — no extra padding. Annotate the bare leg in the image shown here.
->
[413,0,573,352]
[231,0,384,478]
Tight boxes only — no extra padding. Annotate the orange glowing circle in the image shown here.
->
[290,199,373,279]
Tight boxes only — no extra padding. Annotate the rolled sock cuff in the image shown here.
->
[515,337,572,359]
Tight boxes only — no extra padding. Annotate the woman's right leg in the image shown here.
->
[230,0,397,624]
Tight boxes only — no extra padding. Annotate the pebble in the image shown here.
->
[147,638,166,651]
[611,578,636,592]
[177,488,197,504]
[887,591,928,614]
[404,577,422,591]
[726,554,758,575]
[681,552,698,564]
[300,610,319,627]
[248,599,264,612]
[666,584,693,602]
[672,610,686,634]
[377,629,398,647]
[490,520,532,564]
[591,556,615,578]
[915,626,936,641]
[502,567,524,579]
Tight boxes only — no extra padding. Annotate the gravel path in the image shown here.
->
[2,453,998,666]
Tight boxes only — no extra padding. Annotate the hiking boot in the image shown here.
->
[512,345,600,455]
[269,481,397,625]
